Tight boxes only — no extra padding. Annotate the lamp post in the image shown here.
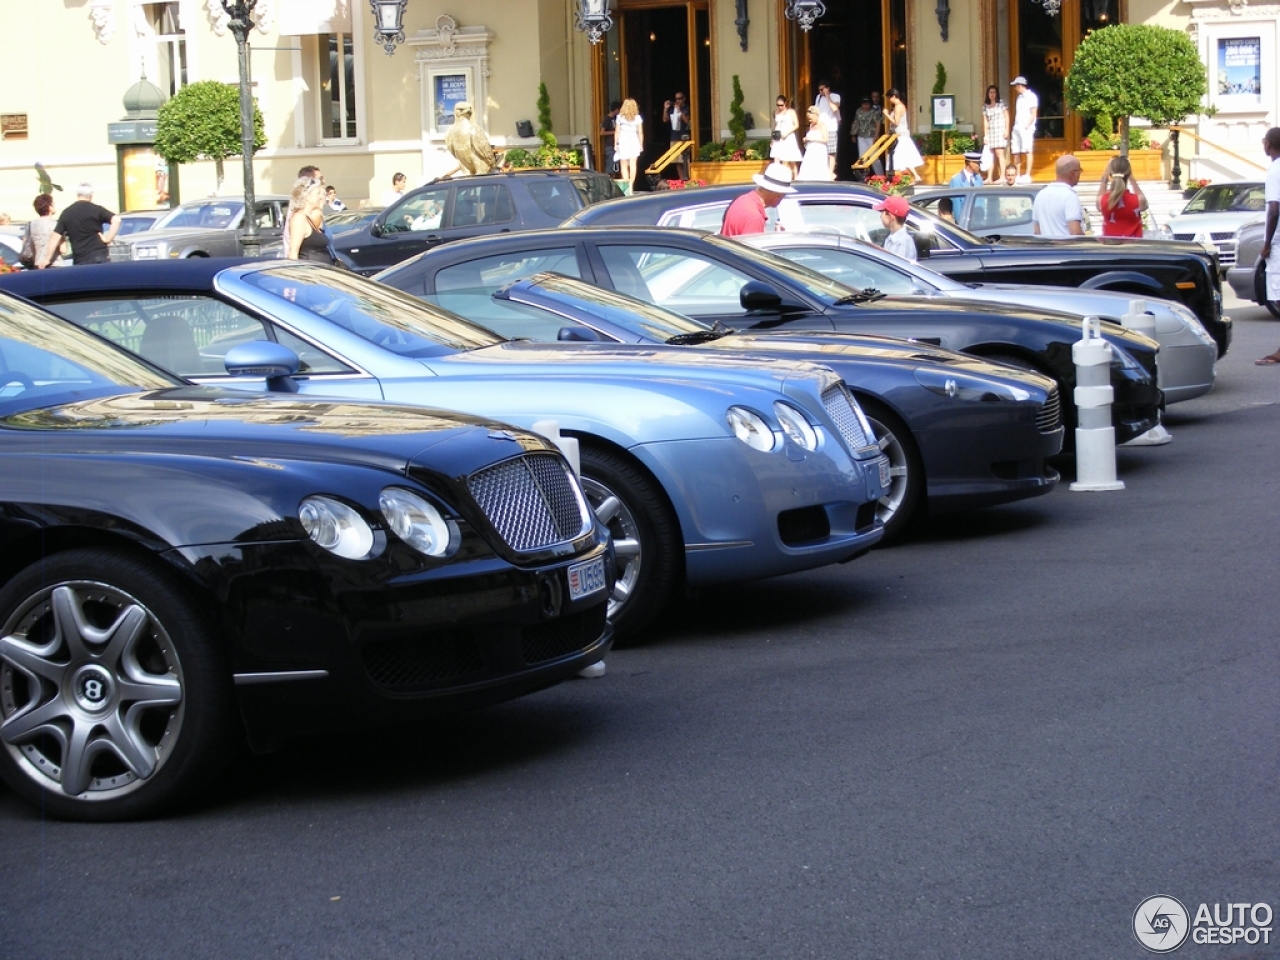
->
[221,0,260,256]
[370,0,408,55]
[1170,127,1182,191]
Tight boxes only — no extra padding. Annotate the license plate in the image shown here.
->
[878,456,891,490]
[567,556,607,601]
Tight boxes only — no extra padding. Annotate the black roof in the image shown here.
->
[0,258,253,299]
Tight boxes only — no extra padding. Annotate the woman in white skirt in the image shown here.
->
[613,98,643,191]
[884,88,923,180]
[797,107,833,181]
[770,95,802,176]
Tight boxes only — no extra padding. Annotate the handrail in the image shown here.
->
[645,140,695,175]
[853,133,897,171]
[1169,124,1266,173]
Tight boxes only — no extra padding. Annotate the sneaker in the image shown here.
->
[576,660,607,679]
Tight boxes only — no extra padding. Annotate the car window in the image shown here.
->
[598,244,753,316]
[429,294,601,342]
[657,204,731,231]
[41,295,353,378]
[1185,184,1266,214]
[383,187,450,234]
[787,201,877,241]
[568,174,624,206]
[153,201,244,230]
[252,203,278,230]
[450,184,515,228]
[526,181,585,220]
[432,248,581,294]
[770,246,917,294]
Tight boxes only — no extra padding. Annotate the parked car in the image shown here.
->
[109,195,290,261]
[325,206,384,232]
[565,182,1231,358]
[331,170,624,276]
[1224,217,1279,319]
[0,260,888,640]
[116,208,167,236]
[0,287,614,820]
[1157,181,1265,274]
[377,226,1161,446]
[407,269,1064,539]
[912,184,1093,237]
[734,231,1218,404]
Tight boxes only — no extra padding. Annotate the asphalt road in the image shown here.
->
[2,293,1277,960]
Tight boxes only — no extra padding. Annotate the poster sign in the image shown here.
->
[931,95,955,131]
[1216,38,1262,107]
[433,72,470,132]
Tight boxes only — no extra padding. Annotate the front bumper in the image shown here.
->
[1159,339,1217,405]
[632,435,885,586]
[169,537,614,752]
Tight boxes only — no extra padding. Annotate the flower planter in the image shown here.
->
[921,155,965,185]
[688,160,767,185]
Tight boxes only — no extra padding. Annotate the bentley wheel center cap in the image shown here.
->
[72,665,115,713]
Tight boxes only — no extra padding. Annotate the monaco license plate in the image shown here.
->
[878,456,891,490]
[567,556,607,601]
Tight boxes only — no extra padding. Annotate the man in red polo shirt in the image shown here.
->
[720,162,796,236]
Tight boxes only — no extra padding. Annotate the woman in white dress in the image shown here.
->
[770,95,802,175]
[613,98,643,191]
[796,107,832,181]
[884,88,923,180]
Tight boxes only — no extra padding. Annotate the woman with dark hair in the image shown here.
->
[22,194,57,269]
[883,89,923,180]
[770,95,802,176]
[981,85,1009,184]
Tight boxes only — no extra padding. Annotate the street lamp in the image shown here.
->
[220,0,261,256]
[370,0,408,54]
[574,0,613,44]
[783,0,826,32]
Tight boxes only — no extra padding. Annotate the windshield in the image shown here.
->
[0,292,175,414]
[153,200,244,231]
[241,264,506,357]
[1183,184,1265,214]
[704,235,857,305]
[513,274,710,341]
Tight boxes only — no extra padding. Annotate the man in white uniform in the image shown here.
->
[815,82,842,176]
[1010,76,1038,183]
[1252,127,1280,364]
[1031,155,1085,237]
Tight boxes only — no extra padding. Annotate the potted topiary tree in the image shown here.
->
[689,75,771,185]
[1064,24,1208,181]
[154,80,265,195]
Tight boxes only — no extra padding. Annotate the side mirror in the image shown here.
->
[225,341,300,393]
[557,326,604,342]
[369,218,384,238]
[739,280,783,312]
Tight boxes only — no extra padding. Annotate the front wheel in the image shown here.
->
[579,447,682,644]
[857,398,923,543]
[0,548,234,821]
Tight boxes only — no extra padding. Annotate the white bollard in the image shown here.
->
[1070,316,1125,492]
[531,419,581,477]
[1117,299,1173,447]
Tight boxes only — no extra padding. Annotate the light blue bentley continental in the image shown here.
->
[1,260,889,640]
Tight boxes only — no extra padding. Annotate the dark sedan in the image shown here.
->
[564,182,1231,358]
[0,290,612,820]
[412,271,1064,540]
[376,226,1163,446]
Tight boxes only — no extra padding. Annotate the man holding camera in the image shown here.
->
[662,91,691,180]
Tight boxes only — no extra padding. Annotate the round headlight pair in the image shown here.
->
[726,402,818,452]
[299,488,455,560]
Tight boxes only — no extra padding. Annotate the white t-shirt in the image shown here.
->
[1014,89,1039,130]
[1265,155,1280,295]
[882,226,917,262]
[1031,181,1084,238]
[816,93,841,127]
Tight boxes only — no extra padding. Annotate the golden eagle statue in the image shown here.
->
[444,102,496,176]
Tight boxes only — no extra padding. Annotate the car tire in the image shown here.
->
[1254,260,1280,320]
[578,446,681,645]
[857,397,923,543]
[0,548,235,821]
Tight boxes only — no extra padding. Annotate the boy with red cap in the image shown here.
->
[875,194,916,262]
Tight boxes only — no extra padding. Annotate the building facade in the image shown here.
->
[0,0,1274,218]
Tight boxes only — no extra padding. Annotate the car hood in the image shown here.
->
[978,234,1211,259]
[952,283,1191,332]
[1165,211,1265,234]
[116,226,237,246]
[1,386,544,474]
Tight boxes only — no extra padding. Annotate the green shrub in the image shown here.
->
[155,80,264,165]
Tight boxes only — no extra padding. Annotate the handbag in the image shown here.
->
[18,223,36,268]
[980,144,994,173]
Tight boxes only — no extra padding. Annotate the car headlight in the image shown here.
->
[1156,223,1173,240]
[299,496,375,559]
[773,401,818,451]
[1168,302,1217,347]
[913,367,1032,402]
[380,487,457,558]
[726,406,775,452]
[132,245,159,260]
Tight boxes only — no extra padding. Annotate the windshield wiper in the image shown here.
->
[666,330,726,345]
[833,288,886,305]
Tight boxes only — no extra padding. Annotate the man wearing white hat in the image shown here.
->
[1010,76,1038,183]
[949,151,985,188]
[720,162,796,236]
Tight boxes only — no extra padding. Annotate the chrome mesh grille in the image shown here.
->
[467,453,590,551]
[822,383,870,451]
[1037,387,1062,434]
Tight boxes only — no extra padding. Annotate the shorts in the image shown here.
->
[1010,126,1035,154]
[1267,248,1280,300]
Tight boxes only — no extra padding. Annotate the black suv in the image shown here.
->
[333,170,622,275]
